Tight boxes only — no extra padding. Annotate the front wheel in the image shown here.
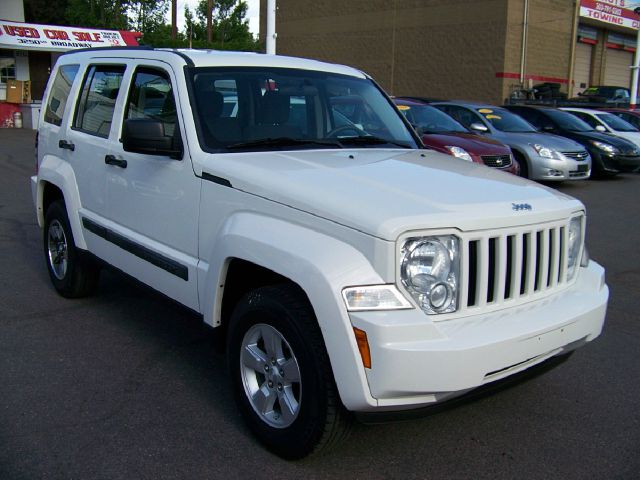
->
[227,285,350,459]
[43,200,99,298]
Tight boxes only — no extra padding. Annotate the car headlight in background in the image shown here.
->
[533,144,566,161]
[445,146,473,162]
[567,216,584,280]
[590,140,619,155]
[401,236,460,314]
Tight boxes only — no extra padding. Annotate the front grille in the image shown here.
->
[461,220,573,311]
[481,154,512,168]
[562,151,589,161]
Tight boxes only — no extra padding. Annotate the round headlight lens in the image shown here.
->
[401,236,460,314]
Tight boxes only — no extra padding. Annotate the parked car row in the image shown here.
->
[391,96,640,181]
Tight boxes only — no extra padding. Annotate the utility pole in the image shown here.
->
[171,0,177,40]
[631,8,640,109]
[207,0,213,44]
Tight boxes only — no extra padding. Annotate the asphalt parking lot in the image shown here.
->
[1,128,639,479]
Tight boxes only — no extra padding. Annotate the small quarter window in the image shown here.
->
[44,65,79,126]
[74,65,126,138]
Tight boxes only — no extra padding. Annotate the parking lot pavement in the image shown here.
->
[1,128,639,479]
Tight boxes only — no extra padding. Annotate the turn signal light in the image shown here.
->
[353,327,371,369]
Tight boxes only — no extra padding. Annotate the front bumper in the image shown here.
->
[529,156,591,181]
[347,260,607,412]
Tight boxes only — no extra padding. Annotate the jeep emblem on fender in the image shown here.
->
[512,203,532,211]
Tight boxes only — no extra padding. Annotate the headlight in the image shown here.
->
[342,285,413,311]
[533,144,566,160]
[401,236,460,314]
[590,140,619,155]
[567,216,584,280]
[445,146,473,162]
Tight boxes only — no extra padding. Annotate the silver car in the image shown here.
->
[434,102,591,181]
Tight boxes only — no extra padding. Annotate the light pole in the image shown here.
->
[266,0,277,55]
[630,7,640,109]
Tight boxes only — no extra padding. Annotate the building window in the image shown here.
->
[0,53,16,84]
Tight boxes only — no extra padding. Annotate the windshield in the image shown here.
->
[596,113,639,132]
[190,67,418,152]
[545,109,594,132]
[475,107,537,132]
[396,103,468,133]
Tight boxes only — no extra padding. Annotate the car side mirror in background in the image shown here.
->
[122,118,183,159]
[595,125,607,133]
[470,122,489,133]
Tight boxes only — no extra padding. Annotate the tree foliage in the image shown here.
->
[24,0,258,52]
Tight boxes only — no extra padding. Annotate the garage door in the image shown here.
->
[604,48,633,88]
[573,42,592,94]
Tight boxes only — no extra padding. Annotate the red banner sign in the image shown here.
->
[580,0,640,29]
[0,19,141,51]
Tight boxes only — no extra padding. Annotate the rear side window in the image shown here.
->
[125,67,178,136]
[73,65,126,138]
[44,64,79,126]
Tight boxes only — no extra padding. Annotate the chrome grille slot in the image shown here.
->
[461,220,573,313]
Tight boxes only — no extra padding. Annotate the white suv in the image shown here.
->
[32,47,608,459]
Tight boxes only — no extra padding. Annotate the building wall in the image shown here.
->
[0,0,25,22]
[264,1,636,104]
[269,0,511,104]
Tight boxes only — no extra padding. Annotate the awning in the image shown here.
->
[0,19,141,52]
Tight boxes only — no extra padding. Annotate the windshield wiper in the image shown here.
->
[336,135,412,149]
[226,137,343,150]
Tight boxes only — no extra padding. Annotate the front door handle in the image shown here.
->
[105,155,127,168]
[58,140,75,151]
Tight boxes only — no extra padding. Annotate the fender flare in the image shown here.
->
[199,211,386,410]
[36,155,86,249]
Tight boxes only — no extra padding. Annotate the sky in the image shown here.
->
[170,0,261,37]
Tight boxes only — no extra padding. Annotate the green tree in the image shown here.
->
[129,0,170,37]
[24,0,70,25]
[64,0,130,30]
[194,0,258,50]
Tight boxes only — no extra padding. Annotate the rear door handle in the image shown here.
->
[58,140,75,151]
[105,155,127,168]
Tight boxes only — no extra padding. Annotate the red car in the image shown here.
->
[394,98,519,175]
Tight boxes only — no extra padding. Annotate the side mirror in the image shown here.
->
[122,118,183,159]
[470,122,489,133]
[595,125,607,133]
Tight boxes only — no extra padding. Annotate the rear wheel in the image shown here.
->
[227,285,351,459]
[43,200,99,298]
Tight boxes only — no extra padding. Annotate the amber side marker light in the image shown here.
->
[353,327,372,369]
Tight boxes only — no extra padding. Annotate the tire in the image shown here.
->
[227,285,351,459]
[43,200,99,298]
[514,151,529,179]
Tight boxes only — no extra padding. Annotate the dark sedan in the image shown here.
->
[505,105,640,175]
[394,98,519,174]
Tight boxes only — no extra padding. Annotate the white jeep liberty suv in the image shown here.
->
[32,47,608,459]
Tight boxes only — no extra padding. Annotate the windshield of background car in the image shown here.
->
[596,113,639,132]
[189,67,418,152]
[475,107,537,132]
[545,109,594,132]
[396,103,467,133]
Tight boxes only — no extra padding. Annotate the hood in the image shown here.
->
[563,129,640,153]
[422,132,511,155]
[201,149,583,240]
[490,131,586,152]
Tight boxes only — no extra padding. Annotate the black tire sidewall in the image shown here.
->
[43,201,81,295]
[228,288,331,459]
